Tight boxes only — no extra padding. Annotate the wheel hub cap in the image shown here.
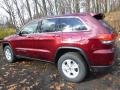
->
[62,59,79,78]
[5,49,12,61]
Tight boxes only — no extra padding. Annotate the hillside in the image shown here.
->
[105,11,120,33]
[105,11,120,21]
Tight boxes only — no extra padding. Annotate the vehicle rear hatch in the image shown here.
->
[92,13,117,43]
[92,13,115,33]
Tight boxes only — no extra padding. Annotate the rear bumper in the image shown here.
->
[91,65,112,72]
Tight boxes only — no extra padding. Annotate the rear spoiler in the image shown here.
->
[91,13,105,20]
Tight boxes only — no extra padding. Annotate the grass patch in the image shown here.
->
[0,28,16,40]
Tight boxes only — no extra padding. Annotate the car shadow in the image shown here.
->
[16,58,113,83]
[12,45,120,83]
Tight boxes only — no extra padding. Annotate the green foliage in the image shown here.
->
[0,28,16,40]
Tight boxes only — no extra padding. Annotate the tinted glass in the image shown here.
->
[58,18,87,32]
[99,20,113,33]
[41,19,57,32]
[21,21,38,34]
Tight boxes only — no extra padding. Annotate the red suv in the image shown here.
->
[2,13,117,82]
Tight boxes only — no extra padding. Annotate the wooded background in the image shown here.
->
[0,0,120,28]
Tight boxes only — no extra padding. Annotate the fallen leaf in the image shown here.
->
[20,79,27,84]
[1,67,5,70]
[50,85,54,89]
[108,77,112,81]
[60,83,65,87]
[0,86,3,90]
[7,84,17,90]
[4,72,9,77]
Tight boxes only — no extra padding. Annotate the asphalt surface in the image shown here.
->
[0,45,120,90]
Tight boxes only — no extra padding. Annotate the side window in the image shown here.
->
[41,19,57,32]
[21,21,38,34]
[58,18,87,32]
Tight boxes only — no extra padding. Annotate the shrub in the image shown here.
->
[0,28,16,40]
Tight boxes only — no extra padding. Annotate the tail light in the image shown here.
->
[97,33,117,44]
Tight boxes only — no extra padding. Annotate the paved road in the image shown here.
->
[0,46,120,90]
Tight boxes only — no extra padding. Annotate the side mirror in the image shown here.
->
[19,31,29,36]
[18,31,22,36]
[16,29,20,35]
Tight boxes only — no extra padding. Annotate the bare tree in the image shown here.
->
[54,0,58,15]
[25,0,32,20]
[33,0,39,18]
[0,0,17,27]
[42,0,47,16]
[75,0,80,13]
[13,0,24,25]
[1,0,120,28]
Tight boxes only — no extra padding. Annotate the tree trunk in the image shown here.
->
[54,0,58,15]
[13,0,24,25]
[34,0,39,18]
[75,0,80,13]
[26,0,32,20]
[42,0,47,16]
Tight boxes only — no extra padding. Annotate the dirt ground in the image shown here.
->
[0,44,120,90]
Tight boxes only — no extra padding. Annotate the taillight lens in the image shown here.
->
[97,33,117,44]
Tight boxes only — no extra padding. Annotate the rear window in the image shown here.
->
[98,20,113,33]
[93,14,113,33]
[93,13,114,33]
[58,18,87,32]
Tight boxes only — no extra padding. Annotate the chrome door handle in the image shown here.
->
[26,36,33,38]
[53,35,60,37]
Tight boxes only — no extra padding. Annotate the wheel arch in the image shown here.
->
[55,47,91,69]
[2,42,12,51]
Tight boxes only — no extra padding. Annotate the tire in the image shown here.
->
[58,52,87,82]
[4,45,16,63]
